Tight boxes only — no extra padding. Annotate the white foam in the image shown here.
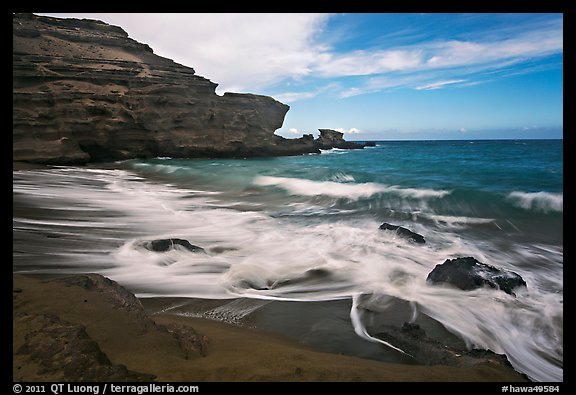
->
[254,176,450,200]
[417,213,495,227]
[508,191,563,213]
[13,167,563,381]
[320,148,350,155]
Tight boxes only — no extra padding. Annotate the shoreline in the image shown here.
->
[13,273,527,382]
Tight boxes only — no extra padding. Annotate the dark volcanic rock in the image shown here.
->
[315,129,365,150]
[426,257,527,296]
[164,322,210,359]
[14,273,212,380]
[364,141,377,147]
[379,223,426,244]
[14,13,359,164]
[375,321,516,368]
[15,312,155,381]
[140,238,206,253]
[51,274,153,327]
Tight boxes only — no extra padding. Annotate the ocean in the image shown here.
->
[13,139,563,381]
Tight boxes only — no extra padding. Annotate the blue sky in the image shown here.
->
[41,13,563,140]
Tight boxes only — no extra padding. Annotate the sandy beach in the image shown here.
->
[13,273,527,382]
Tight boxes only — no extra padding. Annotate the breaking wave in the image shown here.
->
[254,176,451,201]
[508,191,563,213]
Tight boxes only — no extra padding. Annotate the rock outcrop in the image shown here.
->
[52,274,153,327]
[379,223,426,244]
[139,238,206,253]
[316,129,365,150]
[426,257,527,296]
[13,14,359,164]
[13,273,209,381]
[375,322,519,369]
[14,312,155,381]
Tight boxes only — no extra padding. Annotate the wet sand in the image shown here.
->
[13,161,52,171]
[13,274,527,382]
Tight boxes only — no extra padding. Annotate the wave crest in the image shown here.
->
[254,176,450,200]
[508,191,563,213]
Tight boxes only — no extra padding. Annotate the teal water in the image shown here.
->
[129,139,562,245]
[13,139,563,381]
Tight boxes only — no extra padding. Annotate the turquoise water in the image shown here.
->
[13,139,563,381]
[129,139,562,245]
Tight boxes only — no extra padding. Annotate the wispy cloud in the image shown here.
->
[335,127,361,134]
[311,24,561,76]
[274,83,340,103]
[274,91,320,103]
[314,49,424,77]
[415,79,466,90]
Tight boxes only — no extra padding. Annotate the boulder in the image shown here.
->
[426,257,527,296]
[15,312,155,381]
[375,321,517,368]
[379,223,426,244]
[52,274,152,327]
[140,238,205,253]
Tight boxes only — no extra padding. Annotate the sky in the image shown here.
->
[40,13,563,140]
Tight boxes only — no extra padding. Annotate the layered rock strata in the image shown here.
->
[13,14,361,164]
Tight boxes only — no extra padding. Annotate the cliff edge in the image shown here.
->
[13,13,359,164]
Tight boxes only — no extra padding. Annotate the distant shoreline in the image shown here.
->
[348,138,563,142]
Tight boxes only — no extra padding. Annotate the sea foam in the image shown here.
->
[254,176,450,201]
[507,191,563,213]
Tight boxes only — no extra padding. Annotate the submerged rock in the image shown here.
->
[379,223,426,244]
[140,238,206,253]
[426,257,527,296]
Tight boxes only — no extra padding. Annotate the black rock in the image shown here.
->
[141,238,205,253]
[15,312,155,381]
[315,129,365,150]
[364,141,377,147]
[51,274,152,326]
[426,257,526,296]
[379,223,426,244]
[375,321,515,367]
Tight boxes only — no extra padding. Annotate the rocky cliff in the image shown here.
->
[13,13,361,164]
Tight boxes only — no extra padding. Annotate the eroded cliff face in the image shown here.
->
[13,13,321,164]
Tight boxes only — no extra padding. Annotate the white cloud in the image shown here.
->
[274,91,320,103]
[335,127,361,134]
[314,49,423,77]
[339,87,364,98]
[275,83,340,103]
[423,30,562,70]
[415,79,466,90]
[288,128,301,134]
